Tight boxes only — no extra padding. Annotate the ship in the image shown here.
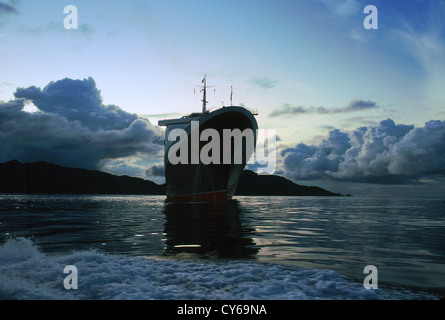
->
[158,75,258,203]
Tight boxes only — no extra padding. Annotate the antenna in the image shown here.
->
[230,86,233,106]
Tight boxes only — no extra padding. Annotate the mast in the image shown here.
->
[195,74,215,113]
[202,74,207,113]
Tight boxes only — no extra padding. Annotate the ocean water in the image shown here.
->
[0,194,444,300]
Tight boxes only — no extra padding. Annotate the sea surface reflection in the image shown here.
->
[163,200,258,259]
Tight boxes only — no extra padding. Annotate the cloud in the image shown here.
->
[99,155,159,180]
[393,28,445,72]
[317,0,360,17]
[0,77,163,171]
[348,26,370,42]
[13,17,94,40]
[144,112,183,118]
[391,23,445,105]
[280,118,445,184]
[0,1,18,15]
[145,164,165,177]
[269,100,378,117]
[250,77,279,90]
[268,104,307,117]
[15,77,138,131]
[342,100,377,112]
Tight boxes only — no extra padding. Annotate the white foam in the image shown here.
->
[0,238,438,300]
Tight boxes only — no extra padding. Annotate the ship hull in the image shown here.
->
[160,107,257,203]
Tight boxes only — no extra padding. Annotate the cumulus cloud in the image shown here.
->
[281,118,445,184]
[269,100,378,117]
[14,77,137,131]
[0,77,163,171]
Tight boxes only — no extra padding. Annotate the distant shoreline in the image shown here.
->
[0,160,343,197]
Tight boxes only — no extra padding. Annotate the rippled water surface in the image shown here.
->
[1,194,444,299]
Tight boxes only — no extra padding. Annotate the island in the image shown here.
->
[0,160,342,196]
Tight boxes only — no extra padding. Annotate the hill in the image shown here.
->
[235,170,341,196]
[0,160,165,195]
[0,160,341,196]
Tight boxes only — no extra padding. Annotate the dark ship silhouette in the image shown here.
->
[158,75,258,202]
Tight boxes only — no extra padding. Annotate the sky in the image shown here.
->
[1,0,445,196]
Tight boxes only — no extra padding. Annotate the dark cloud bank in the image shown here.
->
[281,118,445,184]
[0,77,163,171]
